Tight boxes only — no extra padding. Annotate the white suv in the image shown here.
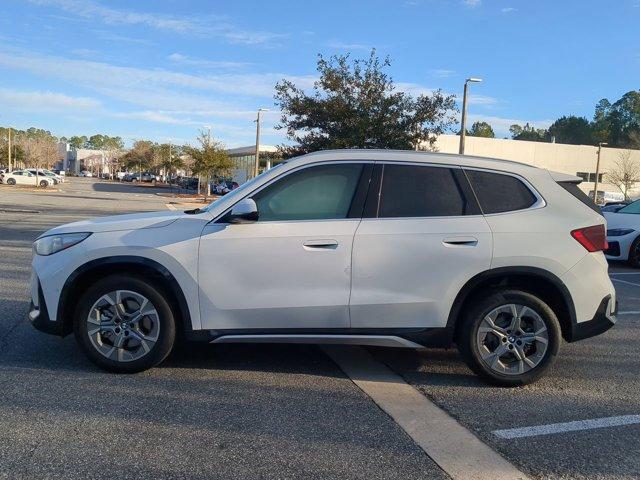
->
[29,150,616,386]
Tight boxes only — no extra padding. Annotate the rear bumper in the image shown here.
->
[567,295,617,342]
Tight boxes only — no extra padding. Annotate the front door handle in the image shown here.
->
[303,239,339,250]
[442,236,478,247]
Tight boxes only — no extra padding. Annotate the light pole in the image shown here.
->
[593,142,608,204]
[254,108,268,177]
[459,77,483,155]
[7,127,11,172]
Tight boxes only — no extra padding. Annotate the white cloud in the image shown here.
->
[501,7,517,13]
[327,41,372,51]
[29,0,287,46]
[112,111,198,125]
[0,50,316,105]
[463,0,482,7]
[396,81,499,106]
[0,88,101,112]
[431,69,456,78]
[167,53,251,70]
[70,48,96,57]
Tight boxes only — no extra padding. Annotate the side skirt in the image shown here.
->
[210,334,426,349]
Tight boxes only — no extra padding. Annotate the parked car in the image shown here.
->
[601,201,630,213]
[123,172,155,183]
[25,168,64,184]
[177,176,199,190]
[1,169,55,187]
[603,199,640,267]
[589,190,624,206]
[212,180,240,195]
[116,172,128,181]
[79,171,93,177]
[52,169,66,176]
[28,150,615,386]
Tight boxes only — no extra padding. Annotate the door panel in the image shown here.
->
[197,161,370,331]
[198,220,359,330]
[350,216,492,328]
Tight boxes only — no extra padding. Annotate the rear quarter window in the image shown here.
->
[464,169,538,214]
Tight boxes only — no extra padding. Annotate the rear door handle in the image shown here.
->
[303,239,339,250]
[442,236,478,247]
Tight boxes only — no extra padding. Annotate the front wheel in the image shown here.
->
[7,178,16,185]
[74,275,176,373]
[457,289,561,387]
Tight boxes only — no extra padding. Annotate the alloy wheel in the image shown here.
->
[476,303,549,375]
[86,290,160,362]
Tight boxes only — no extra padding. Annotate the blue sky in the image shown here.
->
[0,0,639,147]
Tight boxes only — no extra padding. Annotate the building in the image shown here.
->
[56,142,116,175]
[226,145,280,183]
[434,134,640,198]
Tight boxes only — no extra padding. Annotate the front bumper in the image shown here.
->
[28,277,63,336]
[567,295,617,342]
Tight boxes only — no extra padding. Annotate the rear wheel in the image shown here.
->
[39,180,49,187]
[7,178,16,185]
[74,275,176,373]
[457,289,561,386]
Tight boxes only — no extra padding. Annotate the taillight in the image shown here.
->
[571,225,608,252]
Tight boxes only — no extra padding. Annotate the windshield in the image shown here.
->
[618,200,640,214]
[202,163,286,212]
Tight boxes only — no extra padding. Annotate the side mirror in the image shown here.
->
[227,198,259,224]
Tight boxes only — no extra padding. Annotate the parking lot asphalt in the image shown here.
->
[0,178,447,479]
[1,177,638,479]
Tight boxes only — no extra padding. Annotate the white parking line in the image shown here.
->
[165,203,176,211]
[618,311,640,315]
[609,272,640,275]
[611,278,640,287]
[493,415,640,439]
[323,345,530,480]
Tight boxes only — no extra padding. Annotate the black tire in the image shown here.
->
[457,289,561,387]
[74,275,176,373]
[39,180,49,187]
[628,236,640,268]
[7,178,16,185]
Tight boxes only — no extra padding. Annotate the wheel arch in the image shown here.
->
[57,256,194,338]
[447,266,577,343]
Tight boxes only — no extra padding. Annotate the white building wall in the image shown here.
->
[434,135,640,197]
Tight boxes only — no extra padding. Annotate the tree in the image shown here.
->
[606,150,640,201]
[156,143,185,180]
[274,50,458,156]
[467,121,495,138]
[68,135,88,149]
[120,140,155,172]
[184,130,233,194]
[593,91,640,148]
[547,116,593,145]
[509,123,548,142]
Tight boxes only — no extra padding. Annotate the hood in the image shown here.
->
[44,210,186,236]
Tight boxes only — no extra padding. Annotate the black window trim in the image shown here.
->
[363,161,484,220]
[462,166,546,216]
[215,160,374,224]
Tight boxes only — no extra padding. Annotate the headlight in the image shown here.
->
[606,228,635,237]
[33,232,91,256]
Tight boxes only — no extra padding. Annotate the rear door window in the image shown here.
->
[377,164,480,217]
[465,169,538,214]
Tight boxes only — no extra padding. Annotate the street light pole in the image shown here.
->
[594,142,608,204]
[459,77,483,155]
[254,108,268,178]
[7,127,11,172]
